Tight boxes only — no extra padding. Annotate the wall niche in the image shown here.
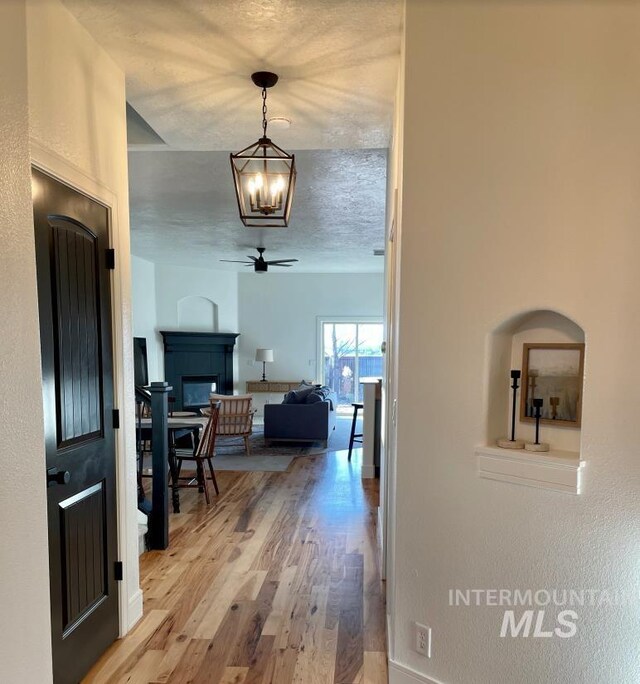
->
[477,310,586,494]
[177,296,219,332]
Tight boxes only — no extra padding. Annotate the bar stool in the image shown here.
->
[348,402,363,461]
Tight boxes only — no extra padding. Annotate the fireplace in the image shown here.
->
[182,376,218,411]
[161,331,239,410]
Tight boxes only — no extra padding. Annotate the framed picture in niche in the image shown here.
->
[520,343,585,428]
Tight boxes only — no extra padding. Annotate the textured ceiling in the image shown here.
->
[61,0,402,150]
[128,148,387,272]
[60,0,400,272]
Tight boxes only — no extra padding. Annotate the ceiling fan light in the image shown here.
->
[219,247,297,273]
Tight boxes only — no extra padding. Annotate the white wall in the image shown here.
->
[0,2,52,679]
[131,255,161,380]
[238,272,384,411]
[155,263,238,332]
[389,2,640,683]
[152,263,239,382]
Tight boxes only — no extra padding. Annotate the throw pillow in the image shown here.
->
[305,387,331,404]
[283,386,315,404]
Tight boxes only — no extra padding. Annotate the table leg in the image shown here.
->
[168,432,181,514]
[192,427,203,492]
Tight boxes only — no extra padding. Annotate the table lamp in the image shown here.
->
[255,348,274,381]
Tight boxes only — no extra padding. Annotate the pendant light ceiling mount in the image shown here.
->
[251,71,279,90]
[230,71,296,228]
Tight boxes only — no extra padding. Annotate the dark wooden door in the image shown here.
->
[33,168,119,684]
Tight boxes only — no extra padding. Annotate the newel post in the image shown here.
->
[148,382,172,550]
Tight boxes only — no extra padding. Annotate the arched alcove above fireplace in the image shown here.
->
[177,296,219,332]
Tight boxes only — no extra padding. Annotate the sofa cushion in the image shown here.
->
[283,386,314,404]
[304,386,328,403]
[305,391,324,404]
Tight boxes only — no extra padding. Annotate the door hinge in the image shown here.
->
[106,248,116,270]
[112,408,120,429]
[114,561,123,581]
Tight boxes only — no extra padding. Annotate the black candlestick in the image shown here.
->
[533,398,543,445]
[510,370,521,442]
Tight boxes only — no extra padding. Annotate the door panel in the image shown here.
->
[51,218,103,445]
[59,482,107,635]
[33,168,119,684]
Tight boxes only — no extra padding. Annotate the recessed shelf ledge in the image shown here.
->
[474,445,584,495]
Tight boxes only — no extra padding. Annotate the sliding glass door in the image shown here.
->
[320,319,383,409]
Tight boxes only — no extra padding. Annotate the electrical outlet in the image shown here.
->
[414,622,431,657]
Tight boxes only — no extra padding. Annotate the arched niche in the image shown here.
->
[485,309,585,453]
[177,296,218,332]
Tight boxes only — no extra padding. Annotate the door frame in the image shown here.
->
[31,141,142,637]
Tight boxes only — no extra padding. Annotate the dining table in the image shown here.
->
[137,416,206,513]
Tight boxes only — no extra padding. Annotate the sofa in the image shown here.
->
[263,385,337,447]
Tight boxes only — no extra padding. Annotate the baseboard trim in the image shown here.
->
[362,464,376,479]
[389,659,446,684]
[127,589,144,631]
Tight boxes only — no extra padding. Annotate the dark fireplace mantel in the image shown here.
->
[161,331,239,409]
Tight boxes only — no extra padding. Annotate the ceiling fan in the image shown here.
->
[220,247,298,273]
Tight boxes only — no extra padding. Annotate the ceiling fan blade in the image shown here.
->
[271,263,293,267]
[247,256,258,261]
[220,260,252,264]
[266,259,298,264]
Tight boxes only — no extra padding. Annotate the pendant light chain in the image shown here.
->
[262,87,268,138]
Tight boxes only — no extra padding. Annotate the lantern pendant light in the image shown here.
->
[230,72,296,227]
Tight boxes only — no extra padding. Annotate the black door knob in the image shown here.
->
[47,467,71,487]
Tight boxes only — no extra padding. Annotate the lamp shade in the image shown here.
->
[255,348,274,363]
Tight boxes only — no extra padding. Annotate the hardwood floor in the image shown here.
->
[83,449,387,683]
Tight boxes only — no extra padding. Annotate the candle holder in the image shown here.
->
[527,373,538,417]
[525,398,550,452]
[497,369,525,449]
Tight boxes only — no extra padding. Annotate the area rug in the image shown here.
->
[226,415,356,450]
[170,415,361,473]
[173,431,309,473]
[200,453,295,472]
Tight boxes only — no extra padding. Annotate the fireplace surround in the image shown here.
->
[161,331,239,410]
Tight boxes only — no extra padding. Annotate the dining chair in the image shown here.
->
[202,393,256,456]
[176,400,221,504]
